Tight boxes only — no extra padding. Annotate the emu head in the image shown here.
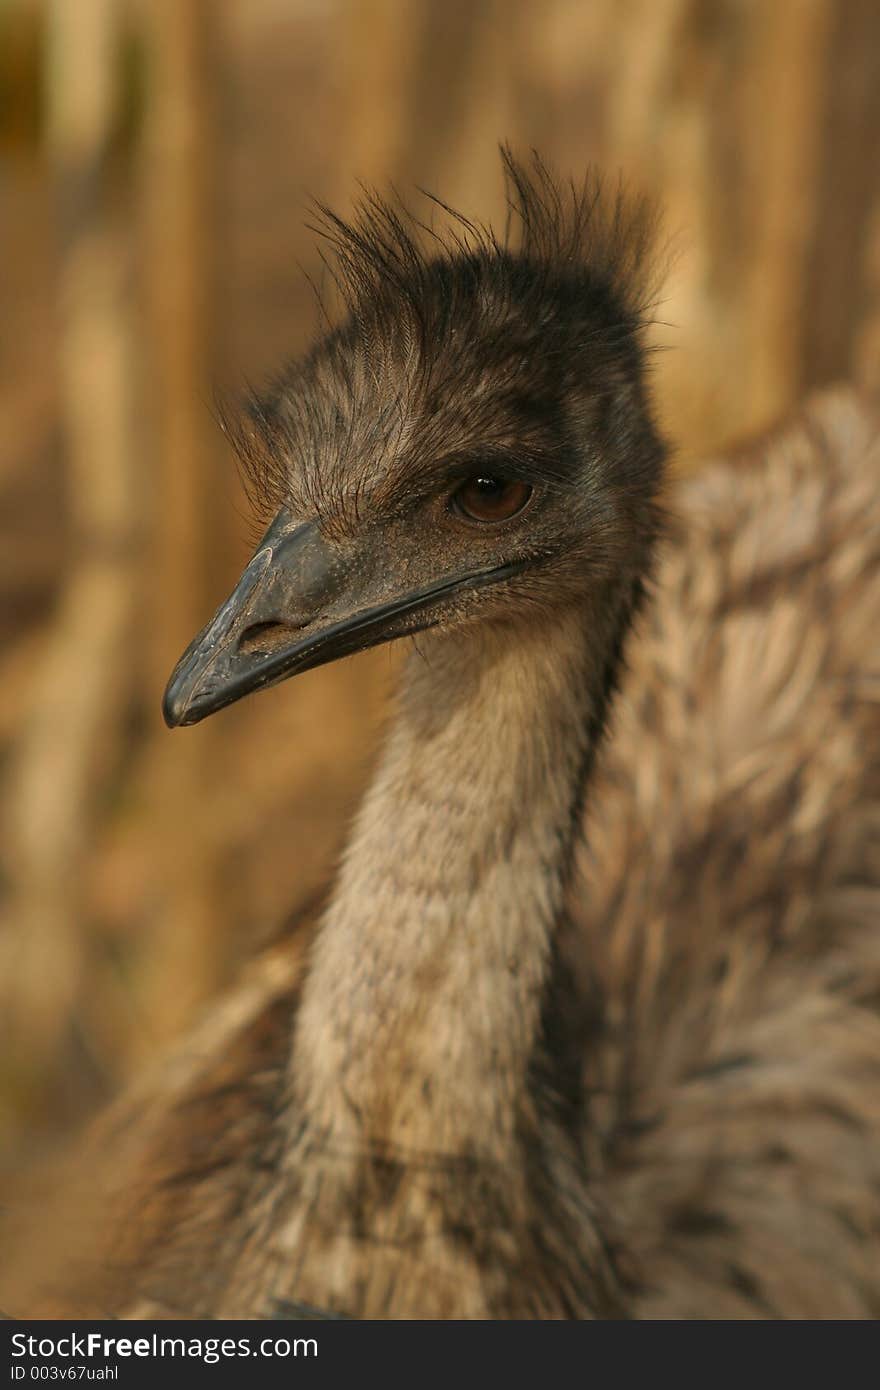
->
[163,151,665,727]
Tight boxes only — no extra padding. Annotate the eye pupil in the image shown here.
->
[453,475,533,523]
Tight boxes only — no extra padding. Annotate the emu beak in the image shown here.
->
[162,508,523,727]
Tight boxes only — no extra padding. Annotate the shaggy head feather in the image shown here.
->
[221,149,666,564]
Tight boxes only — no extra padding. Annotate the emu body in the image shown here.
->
[5,158,879,1319]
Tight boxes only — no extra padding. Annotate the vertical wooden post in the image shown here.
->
[1,0,136,1081]
[138,0,221,1049]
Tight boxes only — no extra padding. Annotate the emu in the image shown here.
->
[7,152,880,1319]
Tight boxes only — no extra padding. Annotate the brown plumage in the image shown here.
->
[5,154,879,1319]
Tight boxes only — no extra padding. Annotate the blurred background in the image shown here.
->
[1,0,879,1175]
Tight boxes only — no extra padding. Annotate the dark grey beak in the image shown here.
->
[163,510,343,727]
[162,509,524,728]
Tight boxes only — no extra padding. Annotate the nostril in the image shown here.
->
[239,620,310,656]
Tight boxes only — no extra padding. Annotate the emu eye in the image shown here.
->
[452,476,533,524]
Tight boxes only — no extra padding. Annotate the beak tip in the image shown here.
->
[162,672,196,729]
[161,688,183,729]
[163,664,228,728]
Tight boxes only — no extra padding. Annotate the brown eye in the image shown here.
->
[452,476,533,524]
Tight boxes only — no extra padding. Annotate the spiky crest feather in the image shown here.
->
[219,149,664,535]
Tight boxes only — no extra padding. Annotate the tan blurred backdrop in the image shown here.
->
[1,0,879,1173]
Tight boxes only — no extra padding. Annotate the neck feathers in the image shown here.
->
[229,579,646,1318]
[292,581,640,1158]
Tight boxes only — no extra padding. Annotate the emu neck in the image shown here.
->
[292,594,624,1162]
